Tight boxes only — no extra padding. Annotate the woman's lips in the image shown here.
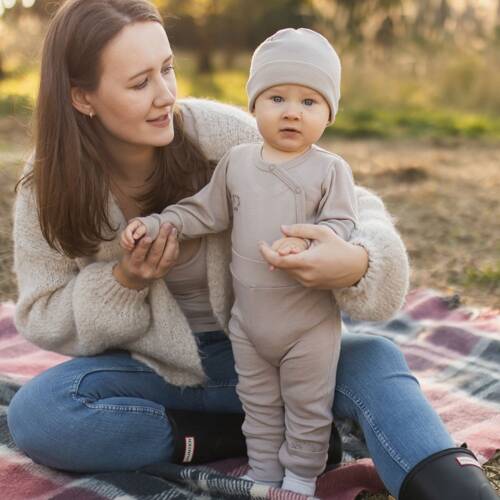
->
[147,113,170,128]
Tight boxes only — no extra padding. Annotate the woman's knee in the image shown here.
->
[7,372,70,467]
[339,333,409,375]
[335,334,417,411]
[7,355,114,469]
[7,355,175,472]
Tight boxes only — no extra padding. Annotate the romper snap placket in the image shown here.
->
[268,164,305,223]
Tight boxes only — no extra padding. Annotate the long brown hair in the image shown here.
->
[19,0,213,258]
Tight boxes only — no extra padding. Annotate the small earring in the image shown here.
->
[88,111,94,118]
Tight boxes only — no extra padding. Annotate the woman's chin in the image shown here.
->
[147,129,175,147]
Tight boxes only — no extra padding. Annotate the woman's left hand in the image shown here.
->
[259,224,368,289]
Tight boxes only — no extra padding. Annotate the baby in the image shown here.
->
[122,28,357,496]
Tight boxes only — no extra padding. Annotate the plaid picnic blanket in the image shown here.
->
[0,288,499,500]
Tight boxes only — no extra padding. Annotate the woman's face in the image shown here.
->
[84,21,177,149]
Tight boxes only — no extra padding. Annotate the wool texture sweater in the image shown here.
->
[13,98,409,387]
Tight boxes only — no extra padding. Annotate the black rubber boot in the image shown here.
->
[399,447,499,500]
[326,418,343,466]
[146,409,343,466]
[166,410,246,464]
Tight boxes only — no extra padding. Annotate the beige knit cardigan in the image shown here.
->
[13,98,409,386]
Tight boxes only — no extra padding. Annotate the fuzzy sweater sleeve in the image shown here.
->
[333,186,410,321]
[13,185,151,356]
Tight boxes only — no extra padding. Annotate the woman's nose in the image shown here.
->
[154,77,176,107]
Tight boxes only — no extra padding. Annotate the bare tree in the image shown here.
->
[0,51,5,80]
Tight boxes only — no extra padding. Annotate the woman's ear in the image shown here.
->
[71,87,95,117]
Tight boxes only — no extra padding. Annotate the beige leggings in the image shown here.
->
[228,281,341,482]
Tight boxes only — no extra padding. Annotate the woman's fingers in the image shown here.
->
[281,223,335,242]
[130,236,153,265]
[120,224,179,283]
[145,224,170,268]
[157,227,179,273]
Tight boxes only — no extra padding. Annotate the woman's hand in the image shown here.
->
[259,224,368,289]
[113,223,179,290]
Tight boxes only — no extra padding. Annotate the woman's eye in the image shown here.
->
[133,78,148,90]
[132,66,173,90]
[271,96,283,103]
[303,98,315,106]
[161,65,174,75]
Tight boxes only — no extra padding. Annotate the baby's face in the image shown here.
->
[253,84,330,155]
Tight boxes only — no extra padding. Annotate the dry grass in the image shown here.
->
[0,116,31,303]
[0,118,498,498]
[327,137,500,311]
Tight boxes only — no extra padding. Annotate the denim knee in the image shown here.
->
[7,377,60,467]
[339,334,410,376]
[335,334,418,413]
[7,353,180,472]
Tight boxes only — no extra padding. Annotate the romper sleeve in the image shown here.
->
[135,151,233,240]
[316,157,358,241]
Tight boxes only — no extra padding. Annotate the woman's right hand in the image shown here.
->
[113,223,179,290]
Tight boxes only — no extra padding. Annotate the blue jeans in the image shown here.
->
[7,331,454,497]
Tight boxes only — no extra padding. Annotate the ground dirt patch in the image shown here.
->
[0,118,498,498]
[324,137,500,311]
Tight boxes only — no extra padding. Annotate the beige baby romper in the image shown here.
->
[138,143,358,482]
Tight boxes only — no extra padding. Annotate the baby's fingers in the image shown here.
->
[132,224,147,240]
[121,231,135,251]
[278,246,294,256]
[121,240,134,252]
[271,238,286,252]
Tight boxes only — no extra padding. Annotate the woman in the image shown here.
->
[7,1,496,499]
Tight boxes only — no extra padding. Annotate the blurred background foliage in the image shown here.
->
[1,0,500,138]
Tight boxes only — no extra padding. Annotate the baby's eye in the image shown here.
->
[271,96,284,103]
[303,98,315,106]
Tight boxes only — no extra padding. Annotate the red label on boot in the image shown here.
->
[456,456,482,468]
[183,436,195,463]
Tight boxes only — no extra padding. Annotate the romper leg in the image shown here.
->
[229,318,285,484]
[279,315,341,479]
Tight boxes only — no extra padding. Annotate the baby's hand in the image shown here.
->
[121,220,147,252]
[271,236,310,256]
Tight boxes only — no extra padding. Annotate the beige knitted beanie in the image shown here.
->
[246,28,341,122]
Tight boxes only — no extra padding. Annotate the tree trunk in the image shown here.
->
[0,51,5,80]
[197,35,214,74]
